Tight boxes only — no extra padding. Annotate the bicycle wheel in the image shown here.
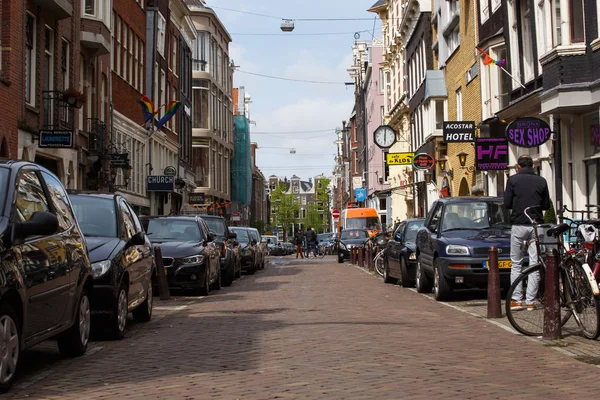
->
[318,246,326,259]
[563,258,600,339]
[374,253,384,277]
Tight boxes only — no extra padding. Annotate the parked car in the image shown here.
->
[230,226,258,274]
[317,232,336,254]
[415,197,512,301]
[262,235,279,255]
[383,218,425,287]
[142,216,220,295]
[336,229,370,263]
[0,160,94,391]
[69,192,155,339]
[200,215,241,286]
[248,227,266,269]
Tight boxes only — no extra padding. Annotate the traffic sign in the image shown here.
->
[231,213,241,222]
[355,188,367,202]
[332,209,340,219]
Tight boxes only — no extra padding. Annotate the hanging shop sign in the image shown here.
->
[164,166,177,176]
[39,130,73,148]
[147,175,174,191]
[109,153,130,168]
[443,121,475,143]
[188,193,205,205]
[505,117,551,148]
[412,153,435,171]
[475,138,509,170]
[386,152,414,165]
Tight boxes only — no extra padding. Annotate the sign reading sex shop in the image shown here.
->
[505,117,551,148]
[475,137,509,170]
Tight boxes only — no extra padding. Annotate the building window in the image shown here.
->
[551,0,562,46]
[536,0,549,55]
[116,16,121,76]
[193,32,208,72]
[84,0,95,16]
[139,39,144,92]
[192,88,209,129]
[128,29,133,84]
[172,37,178,75]
[570,0,584,43]
[123,25,128,80]
[61,39,70,90]
[455,88,463,120]
[25,13,36,105]
[520,0,534,82]
[435,100,445,129]
[43,26,54,127]
[157,13,166,57]
[171,86,177,132]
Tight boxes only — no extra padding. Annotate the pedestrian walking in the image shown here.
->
[504,155,550,311]
[294,229,304,259]
[305,227,318,258]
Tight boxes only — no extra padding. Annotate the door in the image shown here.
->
[421,203,442,272]
[14,169,70,338]
[126,201,153,307]
[389,222,406,274]
[118,199,143,304]
[199,220,218,283]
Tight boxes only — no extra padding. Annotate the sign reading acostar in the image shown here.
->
[505,117,551,148]
[386,152,414,165]
[443,121,475,143]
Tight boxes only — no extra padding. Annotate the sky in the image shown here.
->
[205,0,381,182]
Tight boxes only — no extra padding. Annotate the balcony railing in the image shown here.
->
[42,90,74,131]
[87,118,107,154]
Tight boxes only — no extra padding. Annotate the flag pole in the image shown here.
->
[498,65,528,91]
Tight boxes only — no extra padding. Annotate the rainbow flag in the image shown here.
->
[136,96,158,123]
[476,47,505,67]
[156,101,182,129]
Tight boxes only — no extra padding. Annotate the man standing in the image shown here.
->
[504,155,550,311]
[294,229,304,259]
[305,227,318,258]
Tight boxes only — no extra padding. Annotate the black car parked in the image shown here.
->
[337,229,370,263]
[230,227,258,274]
[143,216,220,295]
[200,215,241,286]
[383,218,424,287]
[0,160,94,391]
[69,192,155,339]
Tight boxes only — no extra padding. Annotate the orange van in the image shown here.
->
[338,208,382,238]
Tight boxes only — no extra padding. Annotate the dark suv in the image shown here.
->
[0,160,94,391]
[199,215,241,286]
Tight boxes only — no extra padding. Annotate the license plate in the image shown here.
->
[483,260,512,269]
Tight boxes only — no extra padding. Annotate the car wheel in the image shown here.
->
[433,259,452,301]
[337,254,344,263]
[132,280,153,323]
[383,258,398,284]
[400,258,411,288]
[199,271,210,296]
[0,305,20,393]
[58,289,90,357]
[108,284,128,340]
[415,256,432,294]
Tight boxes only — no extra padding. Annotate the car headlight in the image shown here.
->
[91,260,111,278]
[408,253,416,260]
[241,248,252,256]
[181,255,204,265]
[339,242,348,250]
[446,245,470,256]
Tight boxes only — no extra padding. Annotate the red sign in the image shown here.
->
[332,209,340,219]
[231,213,241,222]
[412,153,435,171]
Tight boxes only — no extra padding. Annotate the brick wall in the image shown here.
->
[444,0,482,196]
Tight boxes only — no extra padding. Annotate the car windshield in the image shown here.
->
[146,219,202,242]
[405,221,424,241]
[341,230,369,240]
[202,218,226,236]
[69,195,118,237]
[442,201,510,232]
[0,168,7,211]
[249,230,259,241]
[318,233,335,241]
[231,228,250,242]
[346,217,381,230]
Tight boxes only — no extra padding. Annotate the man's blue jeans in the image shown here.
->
[306,242,317,257]
[510,225,542,305]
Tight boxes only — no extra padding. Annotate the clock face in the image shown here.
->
[374,126,396,148]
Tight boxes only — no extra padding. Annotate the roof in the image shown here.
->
[300,181,313,192]
[368,0,386,12]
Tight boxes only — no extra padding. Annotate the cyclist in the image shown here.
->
[504,155,550,311]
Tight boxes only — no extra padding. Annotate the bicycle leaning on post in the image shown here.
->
[505,206,600,339]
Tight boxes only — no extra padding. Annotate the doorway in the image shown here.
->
[458,178,470,196]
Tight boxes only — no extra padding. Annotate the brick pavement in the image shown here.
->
[5,256,600,399]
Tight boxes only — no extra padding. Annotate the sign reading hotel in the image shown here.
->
[386,152,414,165]
[475,138,509,170]
[443,121,475,143]
[505,117,551,148]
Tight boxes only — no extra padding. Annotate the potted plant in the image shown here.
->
[62,87,86,108]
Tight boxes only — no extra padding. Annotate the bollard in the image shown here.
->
[154,246,171,300]
[350,247,356,264]
[487,246,502,318]
[358,246,364,269]
[543,248,561,340]
[367,246,374,272]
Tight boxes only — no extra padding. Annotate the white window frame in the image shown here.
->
[82,0,110,27]
[133,37,138,90]
[128,29,133,85]
[172,37,178,76]
[25,12,36,106]
[123,25,128,80]
[456,88,463,120]
[157,13,166,57]
[116,16,121,76]
[507,0,522,89]
[61,39,70,91]
[44,26,54,126]
[521,0,534,83]
[480,0,489,23]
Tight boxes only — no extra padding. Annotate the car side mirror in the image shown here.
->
[127,231,146,247]
[394,233,403,242]
[14,211,59,241]
[228,231,237,239]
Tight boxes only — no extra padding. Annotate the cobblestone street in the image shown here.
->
[6,256,600,399]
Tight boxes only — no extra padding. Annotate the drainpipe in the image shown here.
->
[553,116,563,215]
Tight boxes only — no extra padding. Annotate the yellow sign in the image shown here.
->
[386,152,414,165]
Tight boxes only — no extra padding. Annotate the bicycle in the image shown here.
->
[505,206,600,339]
[374,248,385,277]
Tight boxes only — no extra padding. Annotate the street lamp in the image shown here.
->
[424,170,433,184]
[438,156,447,172]
[457,152,468,167]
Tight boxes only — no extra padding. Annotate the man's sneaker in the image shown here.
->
[526,302,540,311]
[510,300,524,310]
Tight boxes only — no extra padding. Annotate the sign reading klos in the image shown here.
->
[412,153,435,170]
[385,152,414,165]
[505,117,551,148]
[443,121,475,143]
[475,138,509,170]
